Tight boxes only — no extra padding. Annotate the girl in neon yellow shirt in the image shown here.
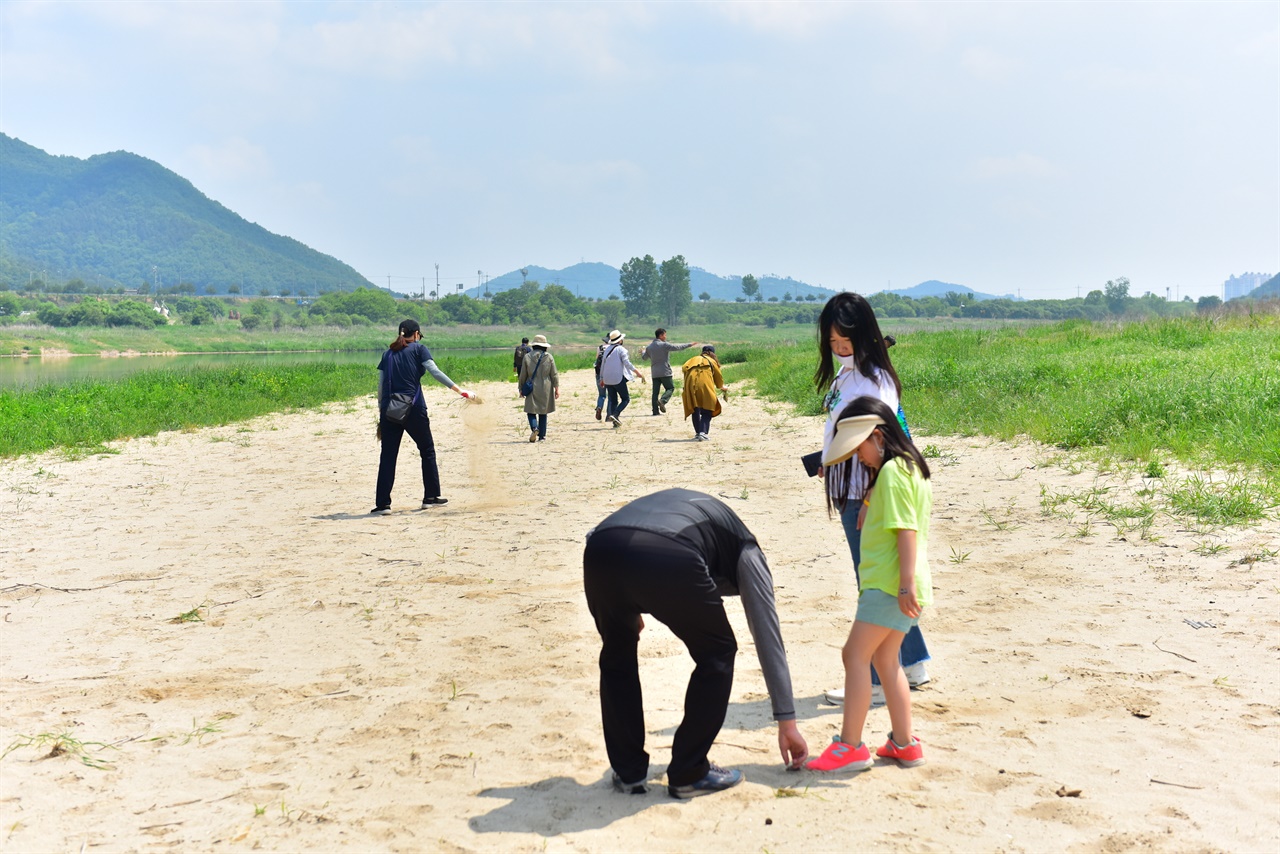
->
[807,395,933,773]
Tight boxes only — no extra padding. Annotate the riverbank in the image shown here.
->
[1,369,1276,852]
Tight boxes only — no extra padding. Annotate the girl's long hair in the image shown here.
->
[389,327,413,352]
[814,292,901,395]
[825,396,929,515]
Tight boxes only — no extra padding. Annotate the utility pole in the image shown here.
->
[386,275,391,294]
[422,277,426,300]
[477,270,483,293]
[435,263,439,300]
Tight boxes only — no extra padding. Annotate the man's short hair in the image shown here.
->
[655,328,666,338]
[521,337,529,344]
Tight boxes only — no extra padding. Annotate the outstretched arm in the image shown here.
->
[736,544,807,767]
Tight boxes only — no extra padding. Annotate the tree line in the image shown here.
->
[0,274,1244,332]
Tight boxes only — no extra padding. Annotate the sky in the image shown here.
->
[1,1,1276,300]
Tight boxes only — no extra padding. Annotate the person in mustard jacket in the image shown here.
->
[681,345,727,441]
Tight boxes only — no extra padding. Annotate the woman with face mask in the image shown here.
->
[815,292,932,708]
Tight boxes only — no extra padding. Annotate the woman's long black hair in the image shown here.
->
[814,292,901,396]
[825,395,929,516]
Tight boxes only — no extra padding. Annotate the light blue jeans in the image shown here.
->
[840,499,931,686]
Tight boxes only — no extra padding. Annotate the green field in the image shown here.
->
[0,315,1029,357]
[4,317,1278,523]
[732,315,1279,473]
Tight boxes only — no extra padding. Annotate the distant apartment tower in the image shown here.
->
[1223,272,1271,300]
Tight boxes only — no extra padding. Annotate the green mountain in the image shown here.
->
[1251,273,1280,298]
[0,134,372,294]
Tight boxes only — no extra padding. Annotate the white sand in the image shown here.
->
[1,368,1276,852]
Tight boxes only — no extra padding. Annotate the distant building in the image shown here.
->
[1224,272,1271,300]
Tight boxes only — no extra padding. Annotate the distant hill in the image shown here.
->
[467,262,839,302]
[1251,273,1280,298]
[0,134,372,294]
[870,279,1018,302]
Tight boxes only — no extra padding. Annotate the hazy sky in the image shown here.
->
[2,1,1276,299]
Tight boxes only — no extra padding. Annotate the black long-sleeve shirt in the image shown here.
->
[591,489,798,721]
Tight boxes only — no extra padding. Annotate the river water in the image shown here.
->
[0,349,495,389]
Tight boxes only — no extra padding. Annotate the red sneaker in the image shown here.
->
[875,733,925,767]
[805,737,874,772]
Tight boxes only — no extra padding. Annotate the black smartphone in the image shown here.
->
[801,451,822,478]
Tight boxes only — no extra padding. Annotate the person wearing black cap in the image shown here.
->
[583,489,809,798]
[372,319,475,515]
[680,345,727,441]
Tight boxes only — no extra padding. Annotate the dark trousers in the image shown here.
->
[692,408,713,436]
[605,381,630,420]
[526,412,547,439]
[652,376,674,413]
[583,528,737,787]
[840,500,931,684]
[375,407,441,507]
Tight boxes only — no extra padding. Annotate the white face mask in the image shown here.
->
[835,353,857,369]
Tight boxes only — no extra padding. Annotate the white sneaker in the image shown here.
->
[822,685,885,707]
[904,662,931,687]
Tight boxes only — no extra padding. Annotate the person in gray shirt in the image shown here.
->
[642,328,696,415]
[583,489,810,798]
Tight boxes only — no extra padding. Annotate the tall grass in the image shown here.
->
[0,347,604,457]
[731,315,1280,474]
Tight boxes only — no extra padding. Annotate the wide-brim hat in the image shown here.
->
[822,414,885,466]
[531,334,550,349]
[607,330,625,344]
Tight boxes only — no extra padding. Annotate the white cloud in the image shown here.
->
[970,153,1057,181]
[960,47,1018,82]
[524,156,646,196]
[709,0,856,38]
[184,137,273,183]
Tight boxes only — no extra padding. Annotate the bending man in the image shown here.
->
[583,488,809,798]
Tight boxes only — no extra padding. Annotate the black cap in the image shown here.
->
[702,344,716,353]
[399,318,421,336]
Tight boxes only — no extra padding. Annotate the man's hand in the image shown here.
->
[777,719,808,770]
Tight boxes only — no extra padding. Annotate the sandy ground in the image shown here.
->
[1,367,1277,853]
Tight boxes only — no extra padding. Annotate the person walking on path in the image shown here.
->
[373,318,475,515]
[681,345,726,441]
[583,488,810,798]
[513,337,531,375]
[598,329,645,428]
[592,335,609,421]
[806,396,933,773]
[642,328,697,415]
[518,334,559,442]
[815,292,931,706]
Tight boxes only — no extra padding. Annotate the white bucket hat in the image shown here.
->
[822,414,885,466]
[607,330,625,344]
[531,334,550,349]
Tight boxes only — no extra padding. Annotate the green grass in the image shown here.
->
[733,315,1280,475]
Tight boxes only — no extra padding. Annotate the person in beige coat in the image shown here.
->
[681,345,727,441]
[518,334,559,442]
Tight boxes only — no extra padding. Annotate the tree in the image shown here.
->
[1104,277,1130,315]
[657,255,692,325]
[619,255,659,317]
[741,274,759,301]
[699,291,711,302]
[1197,295,1222,312]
